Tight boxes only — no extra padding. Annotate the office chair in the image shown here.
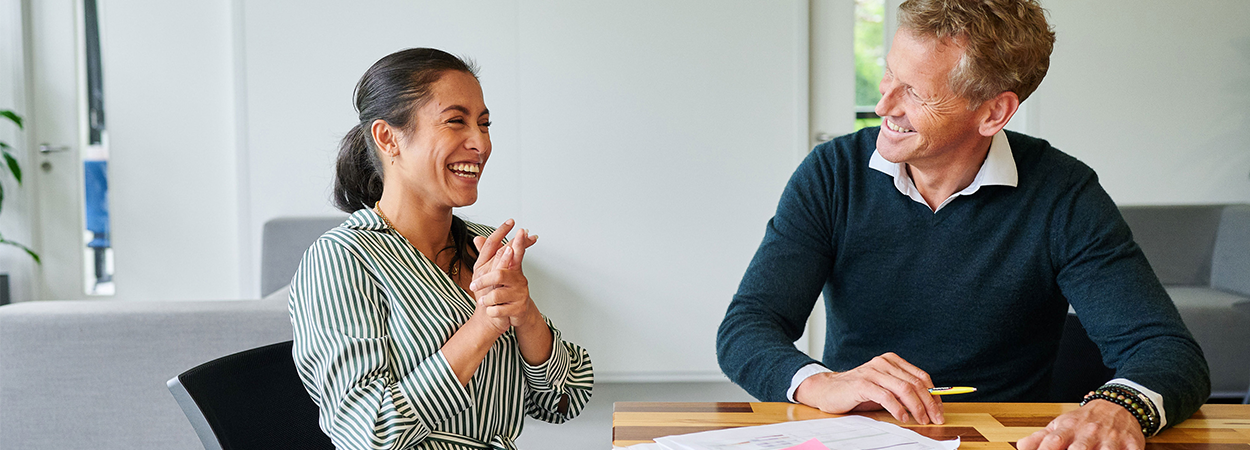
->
[1236,300,1250,404]
[167,340,334,450]
[1048,313,1118,402]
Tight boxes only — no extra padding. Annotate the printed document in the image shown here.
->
[629,415,960,450]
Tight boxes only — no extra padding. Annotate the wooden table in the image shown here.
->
[613,402,1250,449]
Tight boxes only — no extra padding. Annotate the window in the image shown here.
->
[854,0,885,130]
[82,0,113,295]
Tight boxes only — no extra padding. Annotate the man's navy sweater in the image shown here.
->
[716,127,1209,427]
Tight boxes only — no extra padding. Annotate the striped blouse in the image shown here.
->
[289,209,594,450]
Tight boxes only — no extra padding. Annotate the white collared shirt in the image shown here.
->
[788,129,1166,428]
[867,130,1018,212]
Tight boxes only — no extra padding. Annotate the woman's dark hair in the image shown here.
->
[334,47,481,274]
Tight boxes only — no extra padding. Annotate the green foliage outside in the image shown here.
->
[0,110,41,264]
[855,117,882,131]
[853,0,885,132]
[854,0,885,109]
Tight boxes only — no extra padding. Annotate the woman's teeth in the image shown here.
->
[886,120,914,133]
[449,163,480,178]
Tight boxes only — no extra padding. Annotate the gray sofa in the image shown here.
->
[0,298,291,449]
[0,216,343,450]
[0,206,1245,450]
[1121,204,1250,399]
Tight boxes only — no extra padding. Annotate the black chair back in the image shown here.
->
[167,340,334,450]
[1049,313,1118,402]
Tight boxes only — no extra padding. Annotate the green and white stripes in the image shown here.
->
[289,209,594,450]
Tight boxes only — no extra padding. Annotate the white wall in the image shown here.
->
[510,1,808,379]
[98,0,241,300]
[1033,0,1250,204]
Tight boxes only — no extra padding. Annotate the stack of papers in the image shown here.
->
[619,415,960,450]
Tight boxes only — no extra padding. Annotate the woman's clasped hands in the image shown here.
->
[468,219,542,337]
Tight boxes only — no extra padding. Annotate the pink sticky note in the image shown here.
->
[783,438,831,450]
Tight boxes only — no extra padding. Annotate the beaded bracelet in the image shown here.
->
[1093,385,1159,436]
[1081,384,1160,437]
[1105,383,1161,435]
[1105,383,1156,412]
[1083,392,1152,435]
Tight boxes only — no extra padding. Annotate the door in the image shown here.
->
[25,0,110,300]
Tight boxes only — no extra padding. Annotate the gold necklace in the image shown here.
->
[373,202,459,278]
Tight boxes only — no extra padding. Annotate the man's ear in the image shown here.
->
[978,91,1020,137]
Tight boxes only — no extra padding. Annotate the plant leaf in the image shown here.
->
[0,111,22,129]
[2,150,20,185]
[0,239,40,265]
[1,129,11,164]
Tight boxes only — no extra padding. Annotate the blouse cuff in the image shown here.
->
[522,319,571,393]
[396,350,474,429]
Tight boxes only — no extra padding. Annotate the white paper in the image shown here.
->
[651,415,960,450]
[617,443,668,450]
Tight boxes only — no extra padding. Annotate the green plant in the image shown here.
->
[0,110,41,264]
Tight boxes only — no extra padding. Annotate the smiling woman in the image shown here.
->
[289,48,594,450]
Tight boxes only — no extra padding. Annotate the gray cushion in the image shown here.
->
[1212,205,1250,297]
[1235,300,1250,316]
[0,299,291,450]
[1121,205,1224,286]
[264,283,291,302]
[261,216,346,297]
[1168,286,1250,397]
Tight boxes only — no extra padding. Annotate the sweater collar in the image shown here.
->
[868,129,1018,212]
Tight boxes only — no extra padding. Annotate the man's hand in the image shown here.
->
[793,352,944,425]
[1016,399,1145,450]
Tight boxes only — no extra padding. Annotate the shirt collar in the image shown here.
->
[342,206,390,231]
[868,129,1017,211]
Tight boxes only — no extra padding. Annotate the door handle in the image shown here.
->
[39,143,71,154]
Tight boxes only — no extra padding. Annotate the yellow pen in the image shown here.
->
[929,386,977,396]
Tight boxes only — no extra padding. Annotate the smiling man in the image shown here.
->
[716,1,1209,449]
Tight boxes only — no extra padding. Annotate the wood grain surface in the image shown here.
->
[612,402,1250,449]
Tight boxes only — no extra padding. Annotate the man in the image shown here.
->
[716,1,1209,449]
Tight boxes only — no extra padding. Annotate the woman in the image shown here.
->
[289,48,593,450]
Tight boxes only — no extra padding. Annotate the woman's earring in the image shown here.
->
[391,155,395,165]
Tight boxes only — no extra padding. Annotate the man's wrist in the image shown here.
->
[1107,378,1167,430]
[1082,384,1160,437]
[793,372,827,406]
[789,363,834,403]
